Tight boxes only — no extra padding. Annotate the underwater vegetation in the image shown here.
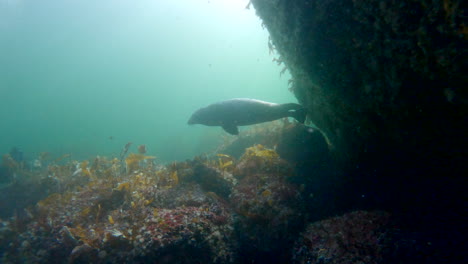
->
[0,122,447,263]
[216,118,301,158]
[0,145,239,263]
[230,145,307,261]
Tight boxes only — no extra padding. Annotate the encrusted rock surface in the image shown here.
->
[252,0,466,168]
[251,1,466,261]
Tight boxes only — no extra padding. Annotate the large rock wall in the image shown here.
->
[252,0,466,170]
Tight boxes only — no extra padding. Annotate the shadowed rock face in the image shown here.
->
[251,1,466,260]
[251,0,466,170]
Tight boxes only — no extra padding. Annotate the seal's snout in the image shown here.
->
[187,115,197,125]
[188,109,202,125]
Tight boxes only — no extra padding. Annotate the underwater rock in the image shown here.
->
[0,179,53,219]
[59,226,78,248]
[0,220,15,257]
[0,166,11,185]
[191,161,235,199]
[102,229,132,251]
[102,189,127,210]
[2,179,236,263]
[152,183,219,208]
[292,211,393,264]
[216,123,341,222]
[233,144,294,181]
[131,206,237,264]
[276,124,329,165]
[69,243,98,264]
[230,146,305,262]
[291,210,441,264]
[251,0,466,166]
[251,1,467,259]
[217,122,330,163]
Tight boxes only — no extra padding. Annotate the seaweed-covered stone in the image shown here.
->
[293,211,394,264]
[0,163,238,263]
[291,210,441,264]
[191,162,236,200]
[130,206,236,263]
[230,145,305,262]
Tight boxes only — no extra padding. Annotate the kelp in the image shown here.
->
[0,132,299,263]
[68,225,101,248]
[159,162,180,188]
[80,160,92,177]
[125,153,156,173]
[37,193,63,210]
[216,154,235,171]
[103,158,121,178]
[116,182,131,191]
[243,144,279,160]
[170,170,179,186]
[234,144,284,179]
[54,153,71,163]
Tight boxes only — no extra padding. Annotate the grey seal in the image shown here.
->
[188,98,306,135]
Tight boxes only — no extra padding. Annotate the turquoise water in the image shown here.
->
[0,0,295,162]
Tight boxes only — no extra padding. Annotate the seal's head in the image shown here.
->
[187,115,197,125]
[187,109,202,125]
[188,106,219,126]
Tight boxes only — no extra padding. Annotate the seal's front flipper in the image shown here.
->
[222,123,239,135]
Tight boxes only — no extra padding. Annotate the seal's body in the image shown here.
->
[188,98,306,135]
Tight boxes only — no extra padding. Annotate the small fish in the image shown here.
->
[188,98,306,135]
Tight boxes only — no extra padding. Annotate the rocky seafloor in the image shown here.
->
[0,122,451,263]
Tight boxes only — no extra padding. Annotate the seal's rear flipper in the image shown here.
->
[222,124,239,135]
[281,103,306,123]
[291,108,307,123]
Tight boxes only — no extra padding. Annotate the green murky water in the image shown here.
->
[0,0,295,162]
